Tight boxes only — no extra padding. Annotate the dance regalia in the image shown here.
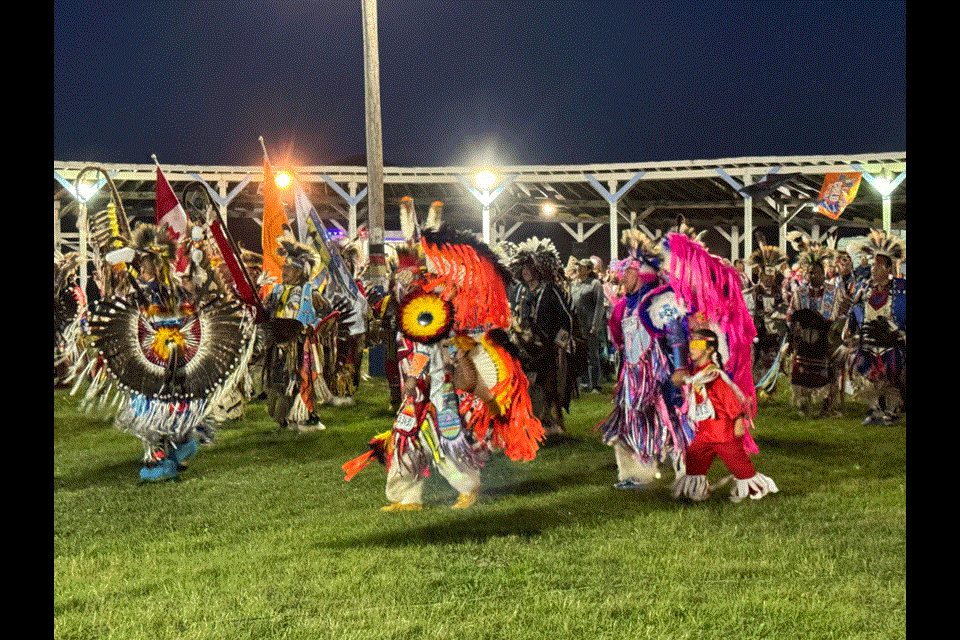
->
[509,278,577,432]
[324,240,371,405]
[649,230,771,501]
[598,278,695,473]
[507,238,578,435]
[787,282,848,412]
[840,232,906,425]
[600,225,759,489]
[343,209,542,510]
[262,277,335,431]
[70,223,258,480]
[671,362,779,503]
[783,232,849,415]
[747,242,789,395]
[845,276,906,421]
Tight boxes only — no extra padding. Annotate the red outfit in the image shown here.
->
[685,362,756,480]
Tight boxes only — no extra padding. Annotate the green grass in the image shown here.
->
[54,375,905,640]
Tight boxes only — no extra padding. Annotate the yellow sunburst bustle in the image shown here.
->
[150,327,186,361]
[399,291,453,344]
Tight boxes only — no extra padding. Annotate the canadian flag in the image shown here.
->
[155,166,188,237]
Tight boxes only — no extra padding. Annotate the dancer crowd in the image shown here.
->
[55,190,905,508]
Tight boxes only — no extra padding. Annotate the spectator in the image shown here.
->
[570,258,606,392]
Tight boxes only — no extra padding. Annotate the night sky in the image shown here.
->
[54,0,906,168]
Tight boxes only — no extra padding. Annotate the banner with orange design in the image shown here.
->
[814,172,861,220]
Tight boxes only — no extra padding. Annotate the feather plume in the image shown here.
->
[399,196,419,241]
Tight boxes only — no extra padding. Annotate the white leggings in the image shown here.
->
[385,439,482,505]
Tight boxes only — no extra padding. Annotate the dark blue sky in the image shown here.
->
[54,0,905,168]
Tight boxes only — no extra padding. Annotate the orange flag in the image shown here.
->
[261,159,287,281]
[814,172,861,220]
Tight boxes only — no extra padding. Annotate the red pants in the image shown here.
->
[685,437,756,479]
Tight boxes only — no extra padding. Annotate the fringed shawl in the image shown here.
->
[667,233,758,418]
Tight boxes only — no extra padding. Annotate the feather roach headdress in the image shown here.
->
[130,222,180,299]
[853,230,905,264]
[508,237,566,284]
[133,223,177,262]
[786,230,836,269]
[276,237,319,283]
[747,232,788,281]
[497,241,519,265]
[666,215,708,245]
[614,228,663,276]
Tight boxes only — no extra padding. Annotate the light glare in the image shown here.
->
[77,181,99,202]
[275,171,293,189]
[873,176,892,196]
[475,170,497,191]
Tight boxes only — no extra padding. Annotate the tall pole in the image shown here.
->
[482,201,491,244]
[362,0,386,291]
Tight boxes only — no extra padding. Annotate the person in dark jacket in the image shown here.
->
[571,258,606,392]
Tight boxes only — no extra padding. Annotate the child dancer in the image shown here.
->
[671,329,779,503]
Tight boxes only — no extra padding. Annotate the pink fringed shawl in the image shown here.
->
[667,234,758,423]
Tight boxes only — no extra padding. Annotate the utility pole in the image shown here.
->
[362,0,386,291]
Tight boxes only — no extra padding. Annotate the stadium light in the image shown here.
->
[873,175,893,197]
[275,170,293,190]
[474,169,498,192]
[76,180,100,203]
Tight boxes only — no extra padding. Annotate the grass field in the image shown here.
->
[54,373,906,640]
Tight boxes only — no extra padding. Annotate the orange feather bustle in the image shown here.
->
[420,239,511,332]
[460,331,544,461]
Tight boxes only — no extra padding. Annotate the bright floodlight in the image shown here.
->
[541,203,557,216]
[475,170,497,191]
[275,170,293,190]
[873,176,893,196]
[76,181,99,202]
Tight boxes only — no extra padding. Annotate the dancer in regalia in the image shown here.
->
[261,237,336,432]
[597,229,694,488]
[784,232,850,417]
[71,216,258,481]
[746,237,790,397]
[507,238,578,437]
[841,231,906,425]
[647,221,769,502]
[323,237,371,407]
[343,199,543,511]
[671,328,779,503]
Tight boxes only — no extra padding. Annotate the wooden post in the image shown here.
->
[608,179,618,267]
[362,0,386,290]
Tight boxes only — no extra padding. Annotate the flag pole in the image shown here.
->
[259,136,271,166]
